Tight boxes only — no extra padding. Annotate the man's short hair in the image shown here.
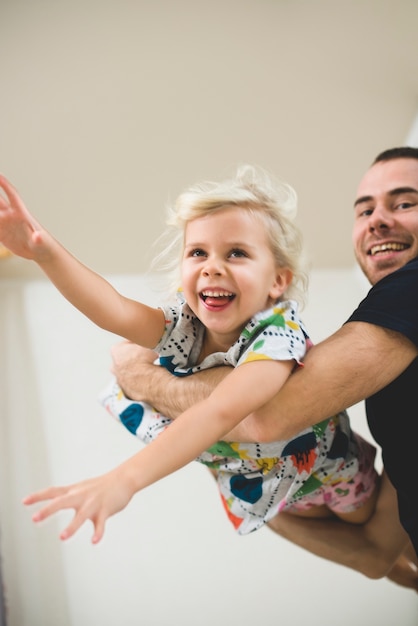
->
[373,146,418,164]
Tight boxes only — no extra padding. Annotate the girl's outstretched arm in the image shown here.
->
[24,358,293,542]
[0,175,164,347]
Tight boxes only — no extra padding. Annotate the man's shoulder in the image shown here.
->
[348,257,418,343]
[394,256,418,273]
[366,257,418,298]
[384,256,418,280]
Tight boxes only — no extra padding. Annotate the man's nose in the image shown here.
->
[368,205,394,231]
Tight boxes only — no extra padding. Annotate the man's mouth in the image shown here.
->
[368,242,410,256]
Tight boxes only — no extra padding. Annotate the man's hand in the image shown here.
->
[110,340,275,441]
[110,340,232,422]
[110,341,160,402]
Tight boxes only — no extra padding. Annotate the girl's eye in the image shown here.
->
[229,248,248,258]
[190,248,206,257]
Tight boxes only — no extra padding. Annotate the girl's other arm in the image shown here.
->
[25,359,293,541]
[128,357,294,486]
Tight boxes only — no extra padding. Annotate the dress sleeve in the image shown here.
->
[232,302,308,367]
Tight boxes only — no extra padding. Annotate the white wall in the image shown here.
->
[1,271,417,626]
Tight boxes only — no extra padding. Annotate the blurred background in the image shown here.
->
[1,0,418,280]
[1,1,418,625]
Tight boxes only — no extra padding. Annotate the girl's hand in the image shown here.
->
[0,174,47,260]
[23,467,136,544]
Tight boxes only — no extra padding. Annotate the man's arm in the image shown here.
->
[252,321,418,441]
[111,321,418,442]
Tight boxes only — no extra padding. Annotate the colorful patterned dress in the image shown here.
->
[99,299,377,535]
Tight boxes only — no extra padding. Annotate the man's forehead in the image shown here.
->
[355,158,418,203]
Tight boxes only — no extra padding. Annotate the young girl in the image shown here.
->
[0,167,378,543]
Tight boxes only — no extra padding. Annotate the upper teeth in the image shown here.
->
[202,290,233,297]
[370,243,408,256]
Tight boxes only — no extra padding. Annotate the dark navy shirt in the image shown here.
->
[346,257,418,556]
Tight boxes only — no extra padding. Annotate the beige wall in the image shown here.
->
[1,0,418,281]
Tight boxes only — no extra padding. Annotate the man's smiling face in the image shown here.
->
[352,157,418,285]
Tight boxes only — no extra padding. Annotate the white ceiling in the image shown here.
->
[1,0,418,280]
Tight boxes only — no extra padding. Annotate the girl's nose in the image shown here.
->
[202,256,223,276]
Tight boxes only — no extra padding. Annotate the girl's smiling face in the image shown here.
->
[181,205,292,350]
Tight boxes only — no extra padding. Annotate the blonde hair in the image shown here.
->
[151,165,308,306]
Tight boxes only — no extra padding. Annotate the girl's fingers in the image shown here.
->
[23,477,115,543]
[59,511,86,541]
[31,498,73,523]
[24,487,78,524]
[59,508,106,544]
[91,515,106,544]
[0,175,24,208]
[22,485,71,505]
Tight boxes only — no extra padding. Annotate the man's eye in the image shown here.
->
[355,207,373,218]
[396,202,414,210]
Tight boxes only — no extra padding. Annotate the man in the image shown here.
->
[111,147,418,588]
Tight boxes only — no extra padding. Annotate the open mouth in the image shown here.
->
[200,290,235,303]
[368,242,410,256]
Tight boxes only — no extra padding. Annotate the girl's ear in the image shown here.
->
[269,268,293,301]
